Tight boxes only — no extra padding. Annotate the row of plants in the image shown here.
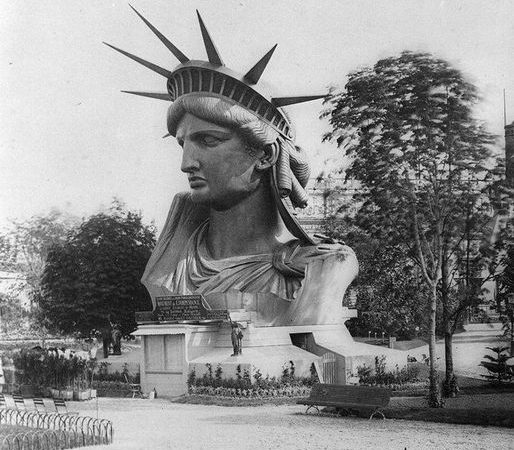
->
[89,362,139,397]
[8,347,97,399]
[188,361,319,398]
[92,381,132,397]
[95,361,140,383]
[357,356,422,389]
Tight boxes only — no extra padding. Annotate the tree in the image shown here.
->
[494,219,514,354]
[0,210,76,305]
[323,51,496,406]
[0,292,26,335]
[40,200,155,337]
[324,217,429,339]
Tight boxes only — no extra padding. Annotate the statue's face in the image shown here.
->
[176,113,262,209]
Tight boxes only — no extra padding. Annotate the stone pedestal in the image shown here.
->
[133,310,407,397]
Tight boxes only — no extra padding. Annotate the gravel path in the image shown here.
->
[78,398,514,450]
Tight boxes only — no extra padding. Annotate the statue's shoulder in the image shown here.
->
[141,192,209,288]
[168,191,194,214]
[273,238,356,277]
[160,192,209,240]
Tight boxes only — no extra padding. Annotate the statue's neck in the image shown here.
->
[206,184,282,259]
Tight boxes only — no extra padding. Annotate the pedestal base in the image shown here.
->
[133,321,407,397]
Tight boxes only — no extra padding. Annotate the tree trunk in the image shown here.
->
[428,284,443,407]
[443,324,459,397]
[441,249,458,397]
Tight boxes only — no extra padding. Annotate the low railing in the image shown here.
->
[0,409,113,449]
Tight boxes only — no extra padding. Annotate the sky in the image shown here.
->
[1,0,513,232]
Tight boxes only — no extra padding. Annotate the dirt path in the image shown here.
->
[79,398,514,450]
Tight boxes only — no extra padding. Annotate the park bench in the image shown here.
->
[51,397,78,415]
[297,383,391,419]
[1,394,76,415]
[33,397,47,412]
[12,394,26,410]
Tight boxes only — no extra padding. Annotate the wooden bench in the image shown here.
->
[52,397,78,415]
[297,383,391,419]
[12,394,26,411]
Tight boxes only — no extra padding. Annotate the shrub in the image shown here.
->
[11,347,98,390]
[480,346,513,384]
[93,362,140,384]
[357,356,420,387]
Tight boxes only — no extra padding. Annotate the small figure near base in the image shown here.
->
[230,322,243,356]
[99,318,113,359]
[109,315,122,356]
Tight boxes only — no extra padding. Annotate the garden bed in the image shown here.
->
[92,380,132,397]
[173,394,306,407]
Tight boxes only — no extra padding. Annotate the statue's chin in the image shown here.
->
[189,189,210,205]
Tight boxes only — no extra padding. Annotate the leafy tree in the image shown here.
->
[324,218,429,339]
[40,200,155,337]
[494,220,514,354]
[0,292,26,335]
[0,210,76,305]
[323,51,496,406]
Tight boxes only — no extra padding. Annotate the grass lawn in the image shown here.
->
[175,371,514,428]
[383,406,514,428]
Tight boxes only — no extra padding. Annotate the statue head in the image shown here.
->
[105,7,325,243]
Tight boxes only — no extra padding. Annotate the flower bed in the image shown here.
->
[187,361,318,399]
[189,384,311,398]
[92,380,131,397]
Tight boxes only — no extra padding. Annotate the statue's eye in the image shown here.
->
[199,135,222,147]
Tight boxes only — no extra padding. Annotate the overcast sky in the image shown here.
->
[1,0,513,232]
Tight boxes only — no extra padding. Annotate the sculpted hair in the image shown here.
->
[167,94,310,208]
[167,95,280,149]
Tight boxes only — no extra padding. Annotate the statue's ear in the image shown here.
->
[255,142,279,172]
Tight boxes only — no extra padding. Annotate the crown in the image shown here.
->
[104,6,325,140]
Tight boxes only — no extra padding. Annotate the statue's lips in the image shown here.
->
[188,177,207,188]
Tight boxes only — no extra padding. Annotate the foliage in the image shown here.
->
[357,356,421,387]
[0,292,27,336]
[330,222,429,338]
[188,362,318,398]
[0,210,77,303]
[11,347,97,390]
[494,220,514,339]
[322,51,497,405]
[40,200,155,337]
[94,361,140,383]
[480,346,513,384]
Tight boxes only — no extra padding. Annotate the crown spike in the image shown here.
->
[121,91,172,101]
[272,95,326,107]
[129,5,189,63]
[103,42,172,78]
[243,44,277,84]
[196,10,224,66]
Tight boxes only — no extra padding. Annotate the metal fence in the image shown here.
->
[0,409,113,449]
[321,352,337,384]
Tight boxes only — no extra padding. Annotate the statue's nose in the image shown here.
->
[180,142,200,173]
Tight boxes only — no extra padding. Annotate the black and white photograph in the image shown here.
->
[1,1,513,448]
